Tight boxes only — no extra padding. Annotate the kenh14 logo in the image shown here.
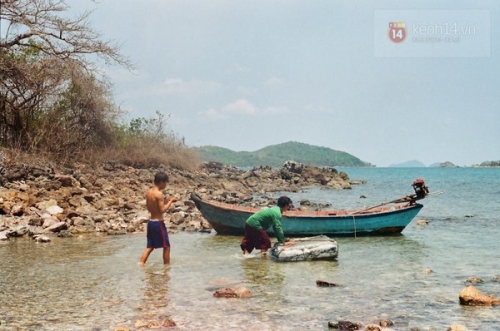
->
[388,22,406,43]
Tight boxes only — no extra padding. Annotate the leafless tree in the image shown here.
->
[0,0,131,157]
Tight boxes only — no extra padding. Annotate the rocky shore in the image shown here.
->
[0,160,355,241]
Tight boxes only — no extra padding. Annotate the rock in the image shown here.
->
[327,320,362,330]
[465,276,484,284]
[423,268,434,275]
[134,320,148,328]
[45,221,68,233]
[113,327,130,331]
[366,325,381,331]
[416,219,429,226]
[33,235,51,243]
[213,286,251,298]
[46,205,64,215]
[447,325,468,331]
[0,231,8,241]
[57,230,74,238]
[459,285,500,306]
[316,280,340,287]
[161,318,176,327]
[492,275,500,282]
[379,319,394,327]
[0,159,357,239]
[8,225,29,237]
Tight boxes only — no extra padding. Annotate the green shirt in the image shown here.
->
[246,206,286,243]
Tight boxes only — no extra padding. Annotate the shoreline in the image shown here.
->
[0,161,354,241]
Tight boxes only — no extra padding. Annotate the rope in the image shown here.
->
[352,215,357,238]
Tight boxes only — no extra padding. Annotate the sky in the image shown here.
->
[67,0,499,167]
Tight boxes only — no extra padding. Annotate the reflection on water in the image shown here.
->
[1,229,500,330]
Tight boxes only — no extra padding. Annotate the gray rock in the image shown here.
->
[45,221,68,233]
[0,231,8,241]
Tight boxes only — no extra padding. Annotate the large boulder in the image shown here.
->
[459,285,500,306]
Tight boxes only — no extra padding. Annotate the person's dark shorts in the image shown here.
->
[240,223,271,253]
[146,220,170,248]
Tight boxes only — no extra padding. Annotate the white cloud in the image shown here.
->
[222,99,259,115]
[198,99,289,120]
[151,78,222,96]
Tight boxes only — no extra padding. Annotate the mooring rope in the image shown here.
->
[352,215,357,238]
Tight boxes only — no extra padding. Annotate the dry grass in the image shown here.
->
[1,138,201,172]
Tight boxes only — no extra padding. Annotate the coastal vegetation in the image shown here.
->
[193,141,372,168]
[0,0,198,170]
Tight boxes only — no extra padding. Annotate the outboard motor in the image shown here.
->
[412,178,429,200]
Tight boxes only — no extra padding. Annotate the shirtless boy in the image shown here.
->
[139,172,178,265]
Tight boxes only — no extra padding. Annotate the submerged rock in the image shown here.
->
[316,280,340,287]
[379,319,394,327]
[447,324,469,331]
[327,320,362,330]
[213,286,251,298]
[459,285,500,306]
[465,276,484,284]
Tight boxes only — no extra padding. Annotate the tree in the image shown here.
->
[0,0,130,156]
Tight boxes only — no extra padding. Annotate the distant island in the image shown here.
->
[479,160,500,167]
[390,160,460,168]
[192,141,373,168]
[388,160,426,168]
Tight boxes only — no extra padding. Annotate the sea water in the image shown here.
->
[1,167,499,330]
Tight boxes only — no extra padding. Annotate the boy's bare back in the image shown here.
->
[146,187,165,220]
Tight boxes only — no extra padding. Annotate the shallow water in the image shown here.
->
[1,168,500,330]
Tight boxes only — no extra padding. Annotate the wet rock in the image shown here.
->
[459,285,500,305]
[8,225,29,237]
[465,276,484,284]
[447,325,468,331]
[33,235,51,242]
[113,327,130,331]
[423,268,434,275]
[416,219,429,226]
[492,275,500,282]
[213,286,251,298]
[107,230,127,235]
[327,320,362,330]
[366,325,381,331]
[161,318,176,327]
[57,230,74,238]
[316,280,340,287]
[379,319,394,327]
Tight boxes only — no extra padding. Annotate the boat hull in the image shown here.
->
[190,193,423,237]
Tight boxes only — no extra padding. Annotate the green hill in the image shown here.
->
[192,141,372,167]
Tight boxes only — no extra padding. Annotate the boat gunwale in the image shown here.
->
[193,194,423,219]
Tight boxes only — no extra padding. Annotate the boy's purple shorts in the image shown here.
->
[146,220,170,248]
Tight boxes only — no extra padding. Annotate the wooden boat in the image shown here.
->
[190,191,424,237]
[270,235,338,262]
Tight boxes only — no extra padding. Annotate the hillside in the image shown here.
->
[192,141,372,168]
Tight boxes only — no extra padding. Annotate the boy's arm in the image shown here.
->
[161,195,178,213]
